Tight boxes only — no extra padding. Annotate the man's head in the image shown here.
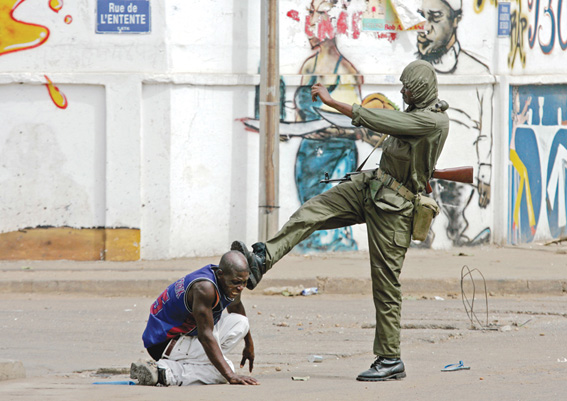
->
[215,251,249,299]
[400,60,438,110]
[416,0,462,63]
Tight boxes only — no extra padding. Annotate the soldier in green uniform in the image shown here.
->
[233,60,449,381]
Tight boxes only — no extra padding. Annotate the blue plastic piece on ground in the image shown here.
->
[93,380,137,385]
[441,361,471,372]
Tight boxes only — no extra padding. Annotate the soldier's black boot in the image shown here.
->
[356,357,406,381]
[231,241,265,290]
[251,242,267,271]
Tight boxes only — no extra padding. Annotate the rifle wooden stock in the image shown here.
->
[431,166,474,184]
[426,166,473,193]
[321,166,475,192]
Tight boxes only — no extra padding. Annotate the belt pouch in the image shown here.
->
[412,193,439,241]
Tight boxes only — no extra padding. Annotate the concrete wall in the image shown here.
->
[1,0,566,260]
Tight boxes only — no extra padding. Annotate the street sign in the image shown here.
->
[498,2,511,37]
[96,0,151,34]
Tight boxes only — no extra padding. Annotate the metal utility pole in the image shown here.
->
[258,0,280,241]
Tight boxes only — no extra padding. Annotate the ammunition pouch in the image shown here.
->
[412,193,440,241]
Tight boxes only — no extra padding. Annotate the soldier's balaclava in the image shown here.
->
[400,60,438,110]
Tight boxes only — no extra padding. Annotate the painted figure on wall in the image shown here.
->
[509,88,536,239]
[415,0,492,246]
[508,85,567,244]
[546,128,567,238]
[416,0,489,74]
[507,85,567,243]
[292,0,362,252]
[246,0,399,253]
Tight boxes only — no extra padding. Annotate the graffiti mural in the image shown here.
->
[478,0,567,69]
[291,0,362,252]
[0,0,71,107]
[413,0,493,247]
[244,0,403,253]
[508,0,528,68]
[508,85,567,243]
[243,0,497,250]
[0,0,50,56]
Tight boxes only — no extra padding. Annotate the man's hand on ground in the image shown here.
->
[228,374,260,385]
[240,342,255,372]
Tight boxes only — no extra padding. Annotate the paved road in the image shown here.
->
[1,292,565,400]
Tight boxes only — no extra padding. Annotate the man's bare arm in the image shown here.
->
[227,297,255,372]
[190,282,258,385]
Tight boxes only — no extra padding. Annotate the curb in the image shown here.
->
[0,277,565,296]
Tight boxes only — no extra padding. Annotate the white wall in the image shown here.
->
[1,0,567,259]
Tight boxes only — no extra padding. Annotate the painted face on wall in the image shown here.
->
[306,0,335,48]
[416,0,460,62]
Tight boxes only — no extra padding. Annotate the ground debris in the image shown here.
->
[402,323,459,330]
[543,236,567,246]
[95,367,130,375]
[263,286,305,296]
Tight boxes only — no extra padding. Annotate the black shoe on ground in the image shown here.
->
[231,241,264,290]
[356,357,406,381]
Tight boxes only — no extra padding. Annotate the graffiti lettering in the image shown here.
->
[317,15,334,41]
[528,0,567,53]
[352,12,361,39]
[559,0,567,49]
[474,0,498,14]
[528,0,542,48]
[337,11,348,34]
[286,9,300,22]
[305,10,364,41]
[508,9,528,68]
[375,32,397,42]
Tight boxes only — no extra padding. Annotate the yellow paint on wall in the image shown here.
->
[0,227,140,261]
[105,228,141,261]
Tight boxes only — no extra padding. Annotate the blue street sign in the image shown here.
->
[498,2,511,37]
[96,0,151,34]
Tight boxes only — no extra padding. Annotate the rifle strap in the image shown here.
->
[355,134,388,172]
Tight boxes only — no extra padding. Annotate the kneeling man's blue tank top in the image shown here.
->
[142,264,234,348]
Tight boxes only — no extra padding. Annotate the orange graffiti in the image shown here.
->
[0,0,50,56]
[48,0,62,13]
[64,14,71,24]
[44,75,68,109]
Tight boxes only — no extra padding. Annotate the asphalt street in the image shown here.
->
[0,291,565,400]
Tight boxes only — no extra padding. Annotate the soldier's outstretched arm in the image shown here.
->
[311,83,353,118]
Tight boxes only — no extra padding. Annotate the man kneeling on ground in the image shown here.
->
[130,251,259,386]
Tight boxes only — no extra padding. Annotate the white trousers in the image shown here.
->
[156,313,249,386]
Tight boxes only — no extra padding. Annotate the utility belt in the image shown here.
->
[374,168,415,202]
[374,168,439,241]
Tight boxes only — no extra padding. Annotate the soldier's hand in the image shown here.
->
[311,83,332,104]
